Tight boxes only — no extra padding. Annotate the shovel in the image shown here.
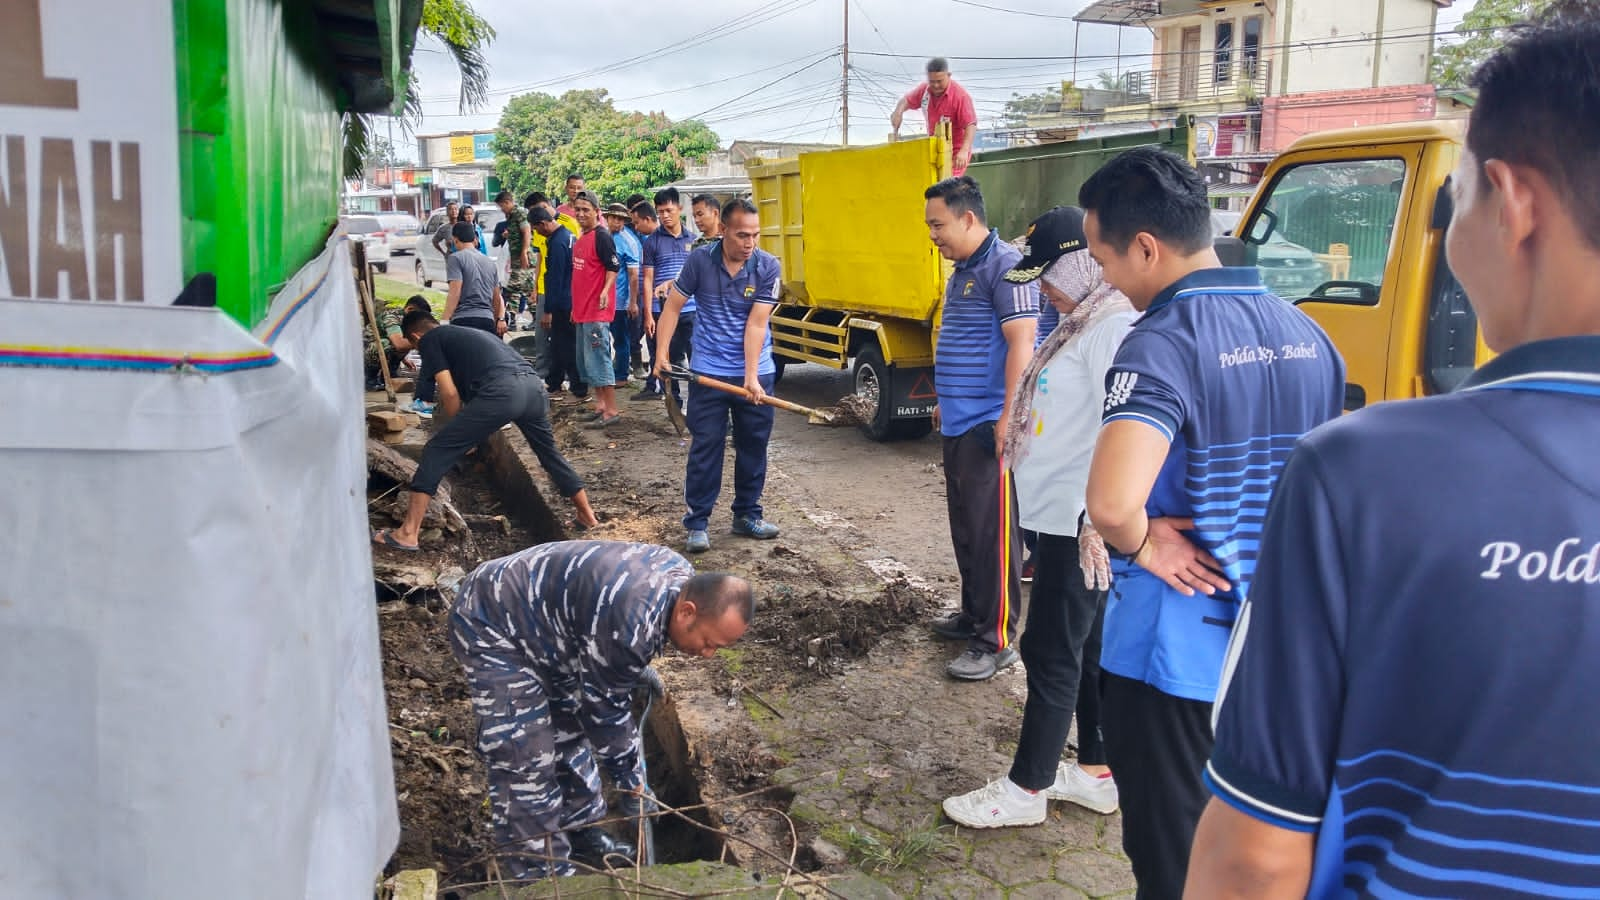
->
[664,366,849,426]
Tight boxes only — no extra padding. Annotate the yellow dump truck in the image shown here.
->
[1230,120,1491,409]
[747,121,1196,440]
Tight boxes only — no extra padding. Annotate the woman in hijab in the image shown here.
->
[943,206,1137,829]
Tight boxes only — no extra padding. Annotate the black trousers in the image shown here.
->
[1100,673,1214,900]
[682,372,776,531]
[545,309,587,397]
[453,316,499,335]
[941,420,1020,654]
[1009,532,1109,790]
[410,370,584,499]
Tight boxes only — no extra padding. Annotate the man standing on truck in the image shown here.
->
[450,540,753,879]
[892,58,978,176]
[1078,146,1342,898]
[653,198,783,554]
[1188,7,1600,896]
[924,175,1038,682]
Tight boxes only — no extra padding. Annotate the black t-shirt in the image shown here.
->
[416,324,532,403]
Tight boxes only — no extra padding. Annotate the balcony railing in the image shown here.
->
[1120,55,1270,107]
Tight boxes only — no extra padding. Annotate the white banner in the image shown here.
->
[0,0,183,304]
[436,167,487,190]
[0,234,398,899]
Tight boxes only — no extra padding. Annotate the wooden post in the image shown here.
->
[353,239,398,404]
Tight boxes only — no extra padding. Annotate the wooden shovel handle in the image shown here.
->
[684,371,822,417]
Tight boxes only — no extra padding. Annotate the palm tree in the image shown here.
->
[344,0,496,175]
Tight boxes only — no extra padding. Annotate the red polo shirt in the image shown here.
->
[904,80,977,174]
[571,227,621,323]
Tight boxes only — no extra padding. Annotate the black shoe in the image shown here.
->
[930,612,975,641]
[568,826,637,868]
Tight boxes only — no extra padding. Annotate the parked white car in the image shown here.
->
[377,212,422,256]
[341,215,392,273]
[414,206,506,287]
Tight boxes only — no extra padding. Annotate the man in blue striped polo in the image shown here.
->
[652,198,783,554]
[1078,146,1343,897]
[1190,6,1600,895]
[923,175,1039,682]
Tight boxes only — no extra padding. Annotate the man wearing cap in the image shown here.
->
[522,193,581,370]
[569,191,621,426]
[943,206,1135,829]
[923,175,1037,682]
[604,203,644,387]
[892,57,979,177]
[652,198,783,555]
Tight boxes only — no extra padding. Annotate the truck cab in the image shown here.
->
[1234,121,1490,409]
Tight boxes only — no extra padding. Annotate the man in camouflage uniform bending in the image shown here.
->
[450,540,754,879]
[364,294,430,390]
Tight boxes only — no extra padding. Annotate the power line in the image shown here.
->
[681,53,841,122]
[944,0,1079,20]
[418,0,816,102]
[608,48,838,103]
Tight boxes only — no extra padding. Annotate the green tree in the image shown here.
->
[1432,0,1557,88]
[1001,85,1062,128]
[493,90,719,202]
[491,89,617,199]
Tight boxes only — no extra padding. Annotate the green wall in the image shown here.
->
[175,0,345,327]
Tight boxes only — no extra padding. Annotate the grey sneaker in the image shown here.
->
[685,529,711,553]
[930,612,975,641]
[946,647,1020,681]
[731,516,780,540]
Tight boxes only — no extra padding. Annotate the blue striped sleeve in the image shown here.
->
[1208,443,1346,831]
[1100,328,1188,441]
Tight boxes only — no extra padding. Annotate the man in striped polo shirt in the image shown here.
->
[1079,146,1343,897]
[1190,7,1600,895]
[924,175,1039,682]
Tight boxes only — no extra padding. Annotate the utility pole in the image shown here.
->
[841,0,850,146]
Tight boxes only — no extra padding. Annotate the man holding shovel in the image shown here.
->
[653,198,783,554]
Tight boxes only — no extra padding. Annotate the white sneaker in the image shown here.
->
[1045,763,1120,814]
[942,777,1047,829]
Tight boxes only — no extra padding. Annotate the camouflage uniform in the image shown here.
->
[449,541,693,879]
[505,205,538,299]
[363,305,406,373]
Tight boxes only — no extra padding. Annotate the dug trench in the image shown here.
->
[367,403,933,896]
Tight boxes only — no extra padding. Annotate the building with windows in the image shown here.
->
[414,129,500,209]
[1060,0,1452,198]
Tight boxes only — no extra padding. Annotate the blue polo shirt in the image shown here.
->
[1098,267,1342,701]
[1208,335,1600,898]
[671,241,780,378]
[1035,301,1060,348]
[612,227,642,315]
[934,230,1040,437]
[643,225,699,316]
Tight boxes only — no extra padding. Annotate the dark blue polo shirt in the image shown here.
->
[1208,335,1600,897]
[934,230,1040,437]
[1098,267,1343,701]
[643,225,699,315]
[671,241,780,378]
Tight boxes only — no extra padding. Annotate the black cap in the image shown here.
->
[1004,206,1087,283]
[529,206,555,225]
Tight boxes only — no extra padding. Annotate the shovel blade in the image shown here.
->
[663,392,688,438]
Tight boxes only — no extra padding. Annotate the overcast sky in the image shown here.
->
[400,0,1475,158]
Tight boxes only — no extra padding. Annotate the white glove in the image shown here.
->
[1079,522,1112,592]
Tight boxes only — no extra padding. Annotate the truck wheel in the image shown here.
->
[415,260,430,288]
[852,345,900,441]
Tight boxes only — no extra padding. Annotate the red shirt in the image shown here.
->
[904,80,977,175]
[570,227,620,323]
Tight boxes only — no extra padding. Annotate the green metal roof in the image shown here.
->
[309,0,425,114]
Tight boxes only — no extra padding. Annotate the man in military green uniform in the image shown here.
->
[365,295,432,390]
[498,191,538,331]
